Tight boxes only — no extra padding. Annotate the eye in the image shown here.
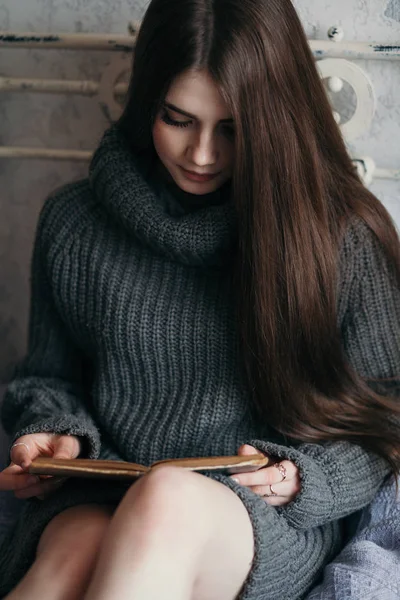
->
[161,109,192,129]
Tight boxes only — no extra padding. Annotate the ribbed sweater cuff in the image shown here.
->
[11,414,101,459]
[248,439,389,529]
[248,440,333,529]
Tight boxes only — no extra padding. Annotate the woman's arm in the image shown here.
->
[248,219,400,528]
[1,195,101,459]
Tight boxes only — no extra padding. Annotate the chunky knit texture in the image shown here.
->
[0,126,399,599]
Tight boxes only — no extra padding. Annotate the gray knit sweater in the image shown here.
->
[0,126,399,599]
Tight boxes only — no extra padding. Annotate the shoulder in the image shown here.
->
[339,216,396,281]
[36,179,96,252]
[340,217,381,260]
[336,216,399,325]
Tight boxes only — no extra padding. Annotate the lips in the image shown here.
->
[180,167,220,182]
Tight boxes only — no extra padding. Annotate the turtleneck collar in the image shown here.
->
[89,126,236,267]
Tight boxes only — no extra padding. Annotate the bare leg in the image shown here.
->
[6,504,113,600]
[85,467,255,600]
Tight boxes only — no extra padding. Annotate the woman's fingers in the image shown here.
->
[4,433,79,498]
[0,464,39,491]
[23,436,81,499]
[53,434,81,460]
[9,438,36,469]
[232,447,301,506]
[237,444,261,456]
[231,459,297,488]
[13,435,78,498]
[10,433,81,471]
[250,478,301,499]
[2,462,25,475]
[14,476,67,500]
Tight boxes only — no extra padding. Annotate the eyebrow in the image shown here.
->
[163,101,234,123]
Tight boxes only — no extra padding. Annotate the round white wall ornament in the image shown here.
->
[327,26,344,42]
[333,111,341,124]
[316,58,376,141]
[352,156,376,186]
[328,76,343,93]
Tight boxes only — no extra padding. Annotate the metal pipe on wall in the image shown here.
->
[0,29,399,60]
[0,76,126,96]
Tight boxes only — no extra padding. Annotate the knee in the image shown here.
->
[121,467,211,541]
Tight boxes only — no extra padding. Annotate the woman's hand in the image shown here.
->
[231,444,301,506]
[0,432,81,499]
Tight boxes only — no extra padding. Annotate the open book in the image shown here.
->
[29,453,270,481]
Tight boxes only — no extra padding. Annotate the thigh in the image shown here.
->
[188,474,255,600]
[37,503,114,562]
[6,504,114,600]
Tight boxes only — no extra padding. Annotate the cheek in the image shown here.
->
[152,122,182,163]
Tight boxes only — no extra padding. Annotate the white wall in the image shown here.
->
[293,0,400,224]
[0,0,399,380]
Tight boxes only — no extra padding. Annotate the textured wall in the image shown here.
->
[0,0,399,381]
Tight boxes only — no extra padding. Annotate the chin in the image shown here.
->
[179,182,221,195]
[175,175,226,195]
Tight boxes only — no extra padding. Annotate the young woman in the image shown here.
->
[0,0,399,598]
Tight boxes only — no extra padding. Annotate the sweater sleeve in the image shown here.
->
[247,220,400,529]
[1,196,101,459]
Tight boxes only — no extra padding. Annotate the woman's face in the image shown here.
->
[152,69,235,196]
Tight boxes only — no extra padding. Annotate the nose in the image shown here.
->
[188,130,218,167]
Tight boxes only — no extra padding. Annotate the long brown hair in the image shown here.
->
[118,0,400,470]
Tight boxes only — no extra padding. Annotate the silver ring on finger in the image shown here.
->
[11,442,30,452]
[274,462,287,482]
[10,442,30,459]
[262,484,278,498]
